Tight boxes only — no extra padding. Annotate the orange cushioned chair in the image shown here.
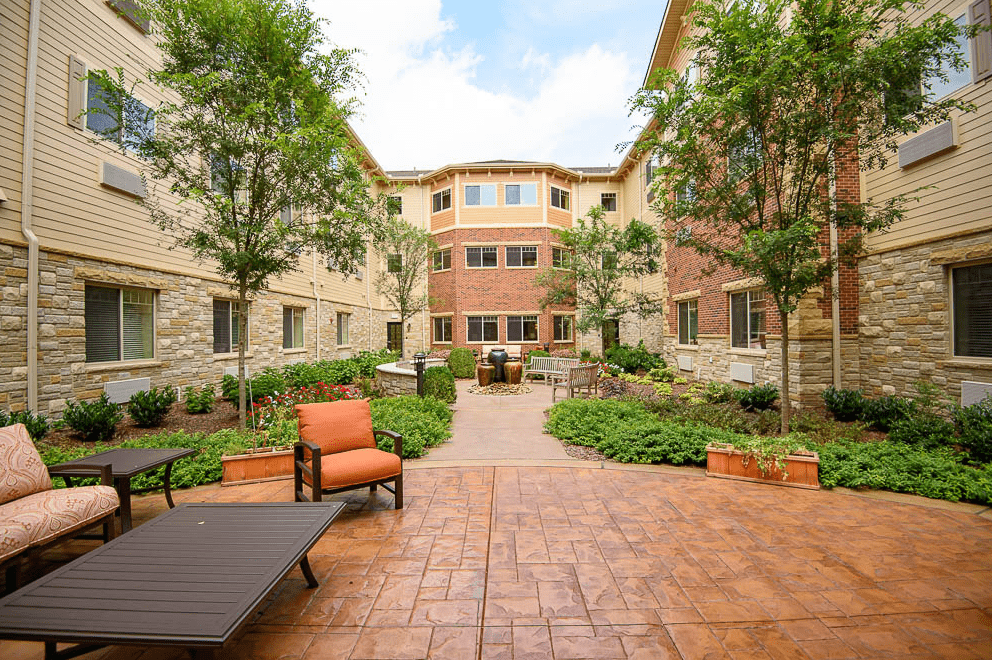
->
[293,399,403,509]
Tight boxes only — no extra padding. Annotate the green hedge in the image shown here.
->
[370,396,453,458]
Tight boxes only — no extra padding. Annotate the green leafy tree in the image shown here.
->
[373,216,436,357]
[537,206,664,355]
[631,0,980,432]
[88,0,389,428]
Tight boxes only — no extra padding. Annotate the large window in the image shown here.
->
[433,316,452,343]
[552,247,572,269]
[467,316,498,343]
[213,299,247,354]
[553,315,573,342]
[953,263,992,358]
[730,290,766,349]
[601,192,617,212]
[505,246,537,268]
[678,300,698,345]
[505,183,537,206]
[336,312,350,345]
[466,246,497,268]
[86,78,154,151]
[433,248,451,272]
[465,184,496,206]
[926,14,972,100]
[387,254,402,273]
[506,316,538,343]
[550,186,570,210]
[283,307,304,349]
[432,189,451,213]
[387,195,402,216]
[85,285,154,363]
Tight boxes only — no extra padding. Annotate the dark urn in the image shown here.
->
[487,348,509,383]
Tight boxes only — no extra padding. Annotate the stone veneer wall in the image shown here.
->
[0,245,382,415]
[859,230,992,400]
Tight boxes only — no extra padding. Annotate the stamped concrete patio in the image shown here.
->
[3,382,992,659]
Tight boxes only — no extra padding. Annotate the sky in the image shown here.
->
[308,0,663,173]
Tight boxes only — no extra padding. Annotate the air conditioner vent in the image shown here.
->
[100,161,146,198]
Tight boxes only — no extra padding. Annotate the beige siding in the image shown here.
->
[457,172,545,225]
[0,0,29,244]
[864,0,992,252]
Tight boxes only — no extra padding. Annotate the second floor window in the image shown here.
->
[387,254,403,273]
[387,195,402,215]
[466,246,497,268]
[432,189,451,213]
[550,186,570,211]
[433,248,451,271]
[505,246,537,268]
[601,192,617,211]
[505,183,537,205]
[86,77,155,152]
[465,184,496,206]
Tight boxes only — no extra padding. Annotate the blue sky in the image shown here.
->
[309,0,663,171]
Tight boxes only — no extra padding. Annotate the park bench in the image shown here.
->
[524,356,579,385]
[551,363,600,402]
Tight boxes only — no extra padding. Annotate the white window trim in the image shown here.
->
[949,260,992,361]
[83,72,155,159]
[465,246,498,269]
[550,185,571,211]
[336,311,351,346]
[85,284,157,363]
[552,314,574,342]
[431,187,452,214]
[729,290,767,352]
[677,299,699,347]
[463,183,497,207]
[552,246,573,270]
[503,182,539,207]
[432,316,453,344]
[465,315,499,344]
[506,315,539,344]
[600,192,618,212]
[282,306,305,351]
[505,245,539,270]
[432,247,452,273]
[213,298,249,356]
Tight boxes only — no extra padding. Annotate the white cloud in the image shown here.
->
[311,0,646,170]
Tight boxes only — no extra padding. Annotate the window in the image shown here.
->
[467,316,498,342]
[336,312,350,345]
[730,290,766,349]
[387,254,403,273]
[550,186,570,210]
[553,316,573,342]
[432,189,451,213]
[433,248,451,271]
[678,300,698,345]
[387,195,402,216]
[645,158,657,184]
[433,317,452,343]
[466,246,498,268]
[675,226,693,246]
[85,285,154,363]
[505,183,537,205]
[505,246,538,268]
[86,78,155,151]
[465,184,496,206]
[728,129,762,182]
[953,263,992,358]
[552,247,572,269]
[213,299,247,354]
[107,0,150,32]
[506,316,538,342]
[283,307,304,349]
[602,251,618,270]
[925,14,972,100]
[601,193,617,212]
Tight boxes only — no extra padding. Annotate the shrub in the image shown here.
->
[605,341,664,374]
[791,411,867,444]
[323,359,361,385]
[128,386,178,427]
[702,381,738,404]
[222,367,287,408]
[860,395,912,432]
[371,395,453,458]
[427,349,451,360]
[0,409,51,441]
[954,395,992,464]
[184,385,215,414]
[354,349,400,379]
[282,361,322,389]
[448,347,476,378]
[423,366,457,403]
[62,393,124,442]
[526,349,550,362]
[888,415,955,449]
[821,387,867,422]
[249,383,360,430]
[550,349,578,358]
[737,383,779,411]
[580,349,593,361]
[648,366,677,382]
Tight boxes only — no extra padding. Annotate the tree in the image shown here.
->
[537,206,664,355]
[631,0,980,432]
[89,0,388,428]
[373,216,436,357]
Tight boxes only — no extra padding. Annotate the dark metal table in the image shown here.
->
[0,501,345,660]
[47,448,198,533]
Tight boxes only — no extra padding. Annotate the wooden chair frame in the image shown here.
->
[293,430,404,509]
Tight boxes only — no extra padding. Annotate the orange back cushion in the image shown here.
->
[296,399,376,454]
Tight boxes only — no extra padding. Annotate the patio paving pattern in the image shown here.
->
[3,463,991,659]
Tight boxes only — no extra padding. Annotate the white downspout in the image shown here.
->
[829,186,842,389]
[21,0,42,413]
[420,176,427,353]
[366,237,373,351]
[311,250,320,361]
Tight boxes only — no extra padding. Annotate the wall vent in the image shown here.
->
[677,355,693,372]
[100,161,147,198]
[223,366,250,378]
[898,121,957,169]
[729,362,755,384]
[104,377,150,404]
[962,381,992,407]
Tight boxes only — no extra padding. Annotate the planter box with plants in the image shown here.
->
[221,445,295,486]
[706,437,820,490]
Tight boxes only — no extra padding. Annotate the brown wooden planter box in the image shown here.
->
[705,443,820,490]
[221,446,294,486]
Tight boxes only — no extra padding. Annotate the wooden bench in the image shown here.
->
[524,357,579,385]
[551,364,600,402]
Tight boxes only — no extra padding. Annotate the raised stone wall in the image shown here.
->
[374,359,447,397]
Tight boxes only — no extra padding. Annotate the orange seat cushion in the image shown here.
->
[296,400,375,455]
[311,448,401,490]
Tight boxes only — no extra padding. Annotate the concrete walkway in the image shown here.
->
[417,378,574,463]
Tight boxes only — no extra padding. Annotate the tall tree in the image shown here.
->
[632,0,980,432]
[537,206,663,355]
[89,0,388,427]
[373,216,436,357]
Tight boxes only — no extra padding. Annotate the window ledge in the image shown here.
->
[729,347,767,357]
[676,343,700,351]
[942,358,992,370]
[432,341,453,345]
[466,341,498,345]
[85,359,162,373]
[432,268,452,274]
[336,344,353,349]
[214,352,254,360]
[506,266,539,270]
[282,347,307,354]
[466,266,499,270]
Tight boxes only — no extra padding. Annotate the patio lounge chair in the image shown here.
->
[293,399,404,509]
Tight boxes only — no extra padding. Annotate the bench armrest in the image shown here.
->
[374,429,404,459]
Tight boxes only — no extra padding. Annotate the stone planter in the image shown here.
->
[221,446,294,486]
[705,443,820,490]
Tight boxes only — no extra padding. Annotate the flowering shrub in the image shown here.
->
[427,350,451,360]
[551,349,578,358]
[249,383,360,430]
[587,362,621,378]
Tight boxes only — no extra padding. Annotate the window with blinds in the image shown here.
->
[283,307,304,349]
[337,312,350,345]
[730,290,766,349]
[213,299,246,354]
[85,285,153,363]
[953,263,992,358]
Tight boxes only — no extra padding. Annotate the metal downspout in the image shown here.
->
[829,164,842,388]
[312,250,320,361]
[21,0,42,413]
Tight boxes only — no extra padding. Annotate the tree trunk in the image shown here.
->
[780,309,791,435]
[238,284,248,433]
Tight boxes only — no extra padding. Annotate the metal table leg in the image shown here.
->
[116,477,133,533]
[163,461,178,508]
